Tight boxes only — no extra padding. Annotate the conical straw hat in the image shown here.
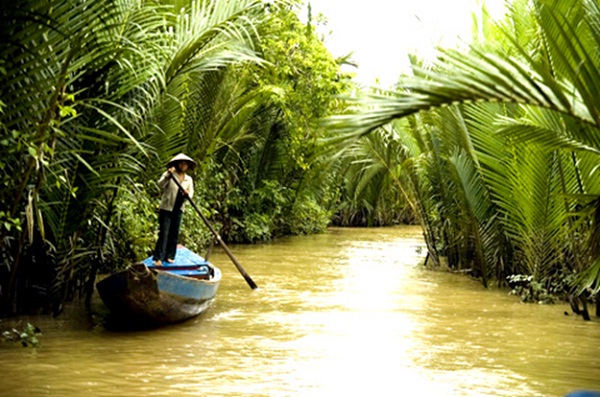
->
[167,153,197,169]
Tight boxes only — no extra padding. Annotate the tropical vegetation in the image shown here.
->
[1,322,41,347]
[2,0,599,322]
[326,0,600,318]
[0,0,350,316]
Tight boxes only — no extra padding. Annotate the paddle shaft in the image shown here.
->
[168,172,258,289]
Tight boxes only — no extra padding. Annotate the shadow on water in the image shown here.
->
[97,308,216,333]
[99,314,163,333]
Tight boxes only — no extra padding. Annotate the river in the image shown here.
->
[0,226,598,396]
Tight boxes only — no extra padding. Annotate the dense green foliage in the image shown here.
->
[331,121,416,227]
[0,0,351,316]
[4,0,600,320]
[326,0,600,312]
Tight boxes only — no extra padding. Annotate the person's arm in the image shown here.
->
[187,176,194,199]
[158,167,176,189]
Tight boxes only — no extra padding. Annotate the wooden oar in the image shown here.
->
[168,172,258,289]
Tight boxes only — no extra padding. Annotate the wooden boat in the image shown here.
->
[96,245,221,325]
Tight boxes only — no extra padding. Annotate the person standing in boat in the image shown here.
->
[152,153,196,266]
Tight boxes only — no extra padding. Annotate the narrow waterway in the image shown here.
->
[1,226,598,396]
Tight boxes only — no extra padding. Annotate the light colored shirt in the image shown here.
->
[157,171,194,212]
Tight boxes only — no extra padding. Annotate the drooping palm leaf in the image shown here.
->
[322,0,600,295]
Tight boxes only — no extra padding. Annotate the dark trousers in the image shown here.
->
[153,209,183,262]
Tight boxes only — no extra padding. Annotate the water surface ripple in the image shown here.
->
[1,226,598,396]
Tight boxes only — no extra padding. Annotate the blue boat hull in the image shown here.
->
[96,247,221,325]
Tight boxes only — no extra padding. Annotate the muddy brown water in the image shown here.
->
[0,226,598,396]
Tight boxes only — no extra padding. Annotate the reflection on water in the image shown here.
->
[0,226,598,397]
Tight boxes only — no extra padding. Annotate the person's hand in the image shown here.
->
[168,166,176,174]
[183,189,189,197]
